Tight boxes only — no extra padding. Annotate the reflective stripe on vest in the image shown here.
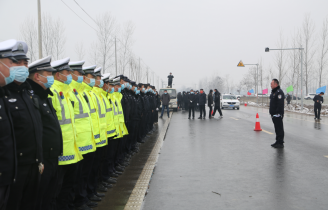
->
[107,129,116,135]
[112,100,118,115]
[102,98,112,112]
[53,90,72,125]
[58,155,75,162]
[75,95,89,119]
[93,93,105,118]
[84,93,96,114]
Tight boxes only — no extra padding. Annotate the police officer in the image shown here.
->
[313,92,324,120]
[168,72,174,88]
[188,89,196,119]
[0,39,17,210]
[198,89,206,119]
[5,41,44,210]
[269,79,285,148]
[27,56,63,210]
[212,89,223,118]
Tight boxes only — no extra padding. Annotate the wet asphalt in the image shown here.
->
[94,118,167,210]
[142,106,328,210]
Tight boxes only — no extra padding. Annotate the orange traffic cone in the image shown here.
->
[254,113,262,131]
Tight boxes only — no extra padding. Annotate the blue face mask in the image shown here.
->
[142,88,145,92]
[121,84,125,89]
[99,80,104,88]
[110,87,114,94]
[127,84,131,90]
[136,90,140,95]
[164,92,167,94]
[77,76,83,83]
[87,78,95,87]
[59,73,72,85]
[117,87,121,93]
[191,92,194,94]
[134,87,137,92]
[39,74,54,88]
[12,66,29,83]
[0,61,16,85]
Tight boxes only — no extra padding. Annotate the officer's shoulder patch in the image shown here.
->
[278,95,282,99]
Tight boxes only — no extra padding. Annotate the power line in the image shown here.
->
[60,0,97,31]
[72,0,98,25]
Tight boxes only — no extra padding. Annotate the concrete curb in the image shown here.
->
[124,112,172,210]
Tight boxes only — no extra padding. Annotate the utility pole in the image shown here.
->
[115,37,117,76]
[147,68,149,83]
[37,0,43,59]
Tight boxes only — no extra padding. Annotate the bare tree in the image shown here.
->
[301,14,316,95]
[89,42,100,66]
[42,14,54,57]
[275,32,288,84]
[317,17,328,87]
[75,42,85,60]
[117,21,135,75]
[96,12,116,74]
[52,18,66,60]
[19,16,38,62]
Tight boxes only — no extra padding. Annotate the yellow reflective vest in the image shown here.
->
[107,92,123,138]
[101,90,116,138]
[49,80,83,165]
[69,80,96,155]
[91,87,107,147]
[82,83,101,146]
[113,92,129,136]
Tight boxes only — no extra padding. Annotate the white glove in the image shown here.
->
[190,100,192,103]
[197,103,199,105]
[156,108,159,111]
[273,114,281,117]
[205,104,207,106]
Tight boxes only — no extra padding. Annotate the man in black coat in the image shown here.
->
[5,41,44,210]
[313,92,324,120]
[198,89,206,119]
[208,90,214,119]
[269,79,285,148]
[168,72,174,88]
[212,89,223,118]
[286,94,291,105]
[27,55,63,210]
[188,89,196,119]
[160,89,170,118]
[0,39,17,210]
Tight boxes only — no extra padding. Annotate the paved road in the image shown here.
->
[142,106,328,210]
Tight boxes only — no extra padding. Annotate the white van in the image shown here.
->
[159,88,178,111]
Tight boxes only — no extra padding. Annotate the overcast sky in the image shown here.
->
[1,0,327,91]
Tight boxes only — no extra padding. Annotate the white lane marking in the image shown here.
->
[230,117,239,120]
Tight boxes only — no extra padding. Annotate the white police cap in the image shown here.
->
[83,65,97,76]
[12,41,29,60]
[51,57,72,71]
[102,73,110,82]
[94,67,102,77]
[28,55,56,73]
[0,39,17,59]
[108,77,120,85]
[69,60,85,75]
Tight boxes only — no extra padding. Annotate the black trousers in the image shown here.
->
[37,158,59,210]
[73,152,95,207]
[209,106,213,118]
[107,138,119,175]
[314,105,321,119]
[199,105,206,117]
[87,147,105,198]
[213,105,222,116]
[56,163,78,210]
[189,106,195,118]
[6,163,40,210]
[0,185,9,210]
[272,116,284,144]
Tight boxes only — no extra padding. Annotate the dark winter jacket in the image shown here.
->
[313,95,324,106]
[161,93,170,106]
[214,91,221,104]
[198,93,206,105]
[269,86,285,116]
[208,93,213,106]
[188,94,196,107]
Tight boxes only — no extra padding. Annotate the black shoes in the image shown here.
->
[198,117,202,119]
[104,178,117,184]
[271,143,284,148]
[97,185,108,192]
[76,204,93,210]
[86,200,98,208]
[188,117,190,119]
[102,182,113,188]
[115,166,124,172]
[95,192,105,197]
[203,117,205,119]
[89,195,102,202]
[192,117,194,119]
[159,116,162,118]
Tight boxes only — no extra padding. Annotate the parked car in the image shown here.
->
[221,94,240,110]
[304,93,316,100]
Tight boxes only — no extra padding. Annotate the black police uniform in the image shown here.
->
[0,86,16,210]
[269,86,285,146]
[212,91,222,117]
[28,79,63,210]
[168,74,174,88]
[313,95,324,119]
[5,81,43,210]
[188,93,196,118]
[198,92,206,118]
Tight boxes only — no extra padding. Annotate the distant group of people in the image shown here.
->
[177,89,223,119]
